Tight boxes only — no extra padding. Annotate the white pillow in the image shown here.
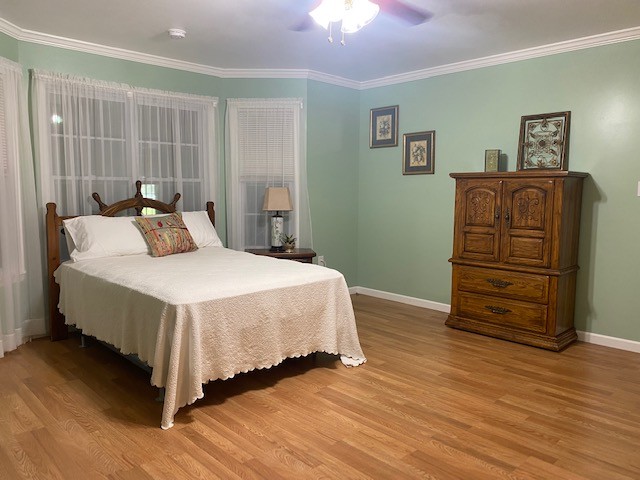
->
[63,215,149,262]
[62,226,77,259]
[181,211,223,248]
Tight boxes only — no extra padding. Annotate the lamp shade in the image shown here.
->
[262,187,293,212]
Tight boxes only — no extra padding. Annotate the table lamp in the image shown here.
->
[262,187,293,251]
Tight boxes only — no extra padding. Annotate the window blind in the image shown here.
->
[237,107,295,182]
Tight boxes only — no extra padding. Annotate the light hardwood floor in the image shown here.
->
[1,294,639,479]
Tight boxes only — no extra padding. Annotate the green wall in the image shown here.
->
[307,80,360,282]
[358,40,640,341]
[3,33,640,342]
[0,32,18,61]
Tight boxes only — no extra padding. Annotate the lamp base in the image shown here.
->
[270,214,284,250]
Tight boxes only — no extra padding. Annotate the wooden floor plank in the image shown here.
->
[0,294,639,479]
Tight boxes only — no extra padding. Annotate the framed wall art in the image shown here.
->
[370,105,398,148]
[484,149,501,172]
[517,111,571,170]
[402,130,435,175]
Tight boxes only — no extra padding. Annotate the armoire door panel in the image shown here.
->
[455,180,502,262]
[462,233,496,257]
[511,189,548,230]
[464,188,498,227]
[501,180,554,267]
[507,236,544,262]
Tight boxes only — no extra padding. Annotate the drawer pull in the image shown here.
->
[486,278,513,288]
[485,305,512,315]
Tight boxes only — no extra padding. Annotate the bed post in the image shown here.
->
[206,201,215,227]
[46,202,68,340]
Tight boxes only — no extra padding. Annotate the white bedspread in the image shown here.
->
[55,247,366,429]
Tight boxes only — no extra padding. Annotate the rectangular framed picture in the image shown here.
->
[517,111,571,170]
[485,149,501,172]
[402,130,435,175]
[370,105,399,148]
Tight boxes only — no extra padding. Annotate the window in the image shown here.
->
[140,183,157,216]
[226,98,311,251]
[32,71,218,216]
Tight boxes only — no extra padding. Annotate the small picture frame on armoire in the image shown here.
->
[484,149,501,172]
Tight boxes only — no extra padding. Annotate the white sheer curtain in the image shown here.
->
[31,71,218,215]
[226,98,311,250]
[0,58,45,357]
[133,88,217,211]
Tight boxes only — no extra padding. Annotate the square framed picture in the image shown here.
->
[402,130,435,175]
[370,105,399,148]
[517,111,571,170]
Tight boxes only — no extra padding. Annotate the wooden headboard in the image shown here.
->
[45,180,215,341]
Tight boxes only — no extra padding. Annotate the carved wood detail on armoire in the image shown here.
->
[447,170,588,351]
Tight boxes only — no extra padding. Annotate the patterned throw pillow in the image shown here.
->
[135,213,198,257]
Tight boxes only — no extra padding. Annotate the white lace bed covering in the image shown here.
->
[54,247,366,429]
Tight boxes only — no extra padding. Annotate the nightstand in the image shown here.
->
[245,248,317,264]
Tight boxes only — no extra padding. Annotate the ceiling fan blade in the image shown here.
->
[290,15,315,32]
[376,0,433,25]
[288,0,322,31]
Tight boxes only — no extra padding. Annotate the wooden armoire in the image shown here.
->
[447,170,588,351]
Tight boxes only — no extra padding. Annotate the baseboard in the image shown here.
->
[576,331,640,354]
[350,286,451,313]
[349,286,640,354]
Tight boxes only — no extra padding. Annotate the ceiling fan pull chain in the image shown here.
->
[341,30,346,46]
[327,22,334,43]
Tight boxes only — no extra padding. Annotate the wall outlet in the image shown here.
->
[317,255,326,267]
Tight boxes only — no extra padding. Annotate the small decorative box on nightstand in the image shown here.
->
[245,248,317,264]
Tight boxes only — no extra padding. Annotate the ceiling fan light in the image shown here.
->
[309,0,345,30]
[341,0,380,33]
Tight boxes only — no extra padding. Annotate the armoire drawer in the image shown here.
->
[456,292,548,333]
[455,265,549,303]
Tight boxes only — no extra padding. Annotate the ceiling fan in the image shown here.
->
[292,0,432,44]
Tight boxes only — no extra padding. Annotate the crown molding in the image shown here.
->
[360,26,640,89]
[2,16,640,91]
[0,16,360,88]
[213,67,360,89]
[0,17,231,76]
[0,17,21,39]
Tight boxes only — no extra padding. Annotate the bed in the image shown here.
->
[45,181,366,429]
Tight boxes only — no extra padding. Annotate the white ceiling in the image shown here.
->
[2,0,640,84]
